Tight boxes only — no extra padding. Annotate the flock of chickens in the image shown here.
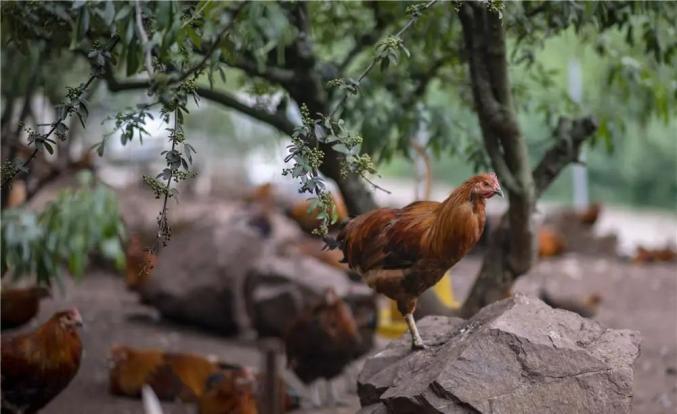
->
[2,172,675,413]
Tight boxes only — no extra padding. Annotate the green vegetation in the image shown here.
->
[1,173,126,286]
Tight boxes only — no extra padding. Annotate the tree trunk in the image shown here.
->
[458,4,597,317]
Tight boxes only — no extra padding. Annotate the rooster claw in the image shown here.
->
[411,342,428,351]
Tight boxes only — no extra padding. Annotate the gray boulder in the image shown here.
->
[140,214,267,334]
[245,254,375,339]
[358,294,640,414]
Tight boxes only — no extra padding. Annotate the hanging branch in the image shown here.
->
[328,0,437,119]
[282,0,438,236]
[1,36,120,192]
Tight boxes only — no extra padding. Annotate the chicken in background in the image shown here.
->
[125,233,157,291]
[633,245,677,264]
[538,227,567,258]
[198,369,258,414]
[335,173,503,349]
[285,288,362,406]
[1,308,83,413]
[109,346,227,402]
[283,237,349,272]
[1,286,50,330]
[287,194,348,235]
[5,179,27,208]
[577,202,602,227]
[539,289,603,318]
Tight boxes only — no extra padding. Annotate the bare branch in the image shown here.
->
[177,3,246,84]
[102,70,296,136]
[135,0,154,76]
[532,116,598,198]
[329,0,439,118]
[217,56,295,85]
[195,87,296,136]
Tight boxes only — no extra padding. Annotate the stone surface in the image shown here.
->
[358,294,641,414]
[245,254,374,338]
[138,206,375,340]
[140,213,267,334]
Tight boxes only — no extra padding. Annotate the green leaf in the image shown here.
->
[185,26,202,49]
[102,1,116,25]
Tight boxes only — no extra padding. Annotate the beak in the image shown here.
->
[495,188,504,198]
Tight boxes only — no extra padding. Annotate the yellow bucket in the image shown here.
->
[376,270,460,338]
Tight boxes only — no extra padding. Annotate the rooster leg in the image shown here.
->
[405,313,426,350]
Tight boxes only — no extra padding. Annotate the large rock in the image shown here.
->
[138,206,376,341]
[245,254,375,340]
[358,294,640,414]
[140,213,269,334]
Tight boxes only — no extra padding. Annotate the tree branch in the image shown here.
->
[459,3,521,195]
[134,0,154,76]
[177,3,246,84]
[532,116,598,198]
[219,56,296,85]
[195,87,296,136]
[102,69,296,137]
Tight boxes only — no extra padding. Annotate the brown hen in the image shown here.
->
[1,308,83,413]
[337,173,502,349]
[1,286,50,330]
[109,346,227,402]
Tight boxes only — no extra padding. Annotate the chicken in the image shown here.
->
[285,288,362,387]
[1,308,83,413]
[537,226,567,257]
[5,179,27,208]
[287,194,348,235]
[198,369,258,414]
[539,289,603,318]
[285,237,349,271]
[109,346,228,402]
[577,202,602,227]
[633,245,677,264]
[337,173,503,349]
[125,234,156,291]
[1,286,50,330]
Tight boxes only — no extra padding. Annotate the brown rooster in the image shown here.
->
[287,194,348,235]
[337,173,502,349]
[539,289,603,318]
[577,202,602,227]
[198,369,258,414]
[1,308,83,413]
[537,226,567,258]
[1,286,50,330]
[109,346,234,402]
[285,288,362,400]
[125,234,156,291]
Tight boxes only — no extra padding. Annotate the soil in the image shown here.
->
[4,253,676,414]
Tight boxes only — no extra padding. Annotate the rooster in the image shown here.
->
[1,308,83,413]
[109,346,228,402]
[198,369,258,414]
[337,173,502,349]
[537,226,566,258]
[539,289,603,318]
[285,288,362,405]
[125,234,156,291]
[1,286,50,330]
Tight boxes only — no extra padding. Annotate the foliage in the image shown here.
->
[1,173,126,286]
[0,36,118,190]
[1,0,675,226]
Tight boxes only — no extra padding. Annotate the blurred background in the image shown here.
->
[1,2,675,414]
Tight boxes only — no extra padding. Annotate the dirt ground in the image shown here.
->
[5,252,676,414]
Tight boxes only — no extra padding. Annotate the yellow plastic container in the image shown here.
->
[376,270,460,338]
